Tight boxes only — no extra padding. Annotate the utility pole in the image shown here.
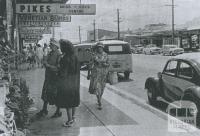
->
[172,0,175,44]
[52,27,55,38]
[117,9,120,40]
[78,26,82,43]
[80,0,82,4]
[165,0,175,44]
[93,19,96,42]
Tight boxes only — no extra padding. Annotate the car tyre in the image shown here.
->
[147,85,158,105]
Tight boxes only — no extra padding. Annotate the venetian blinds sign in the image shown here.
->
[16,4,96,15]
[18,14,71,22]
[19,27,52,34]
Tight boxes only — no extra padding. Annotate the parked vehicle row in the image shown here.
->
[131,44,185,56]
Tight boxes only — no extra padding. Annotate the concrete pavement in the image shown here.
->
[20,68,200,136]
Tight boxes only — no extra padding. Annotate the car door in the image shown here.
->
[162,60,179,101]
[175,61,196,97]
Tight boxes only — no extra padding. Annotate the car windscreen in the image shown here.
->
[104,44,131,54]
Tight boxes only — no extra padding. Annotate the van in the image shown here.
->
[100,40,133,79]
[74,43,95,68]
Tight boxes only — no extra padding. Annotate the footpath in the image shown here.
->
[20,68,200,136]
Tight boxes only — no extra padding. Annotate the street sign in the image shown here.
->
[16,4,96,15]
[19,27,52,34]
[18,21,60,27]
[16,0,68,4]
[18,14,71,22]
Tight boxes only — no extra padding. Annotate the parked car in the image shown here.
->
[100,40,133,79]
[143,44,161,55]
[145,53,200,127]
[162,45,184,56]
[132,45,144,54]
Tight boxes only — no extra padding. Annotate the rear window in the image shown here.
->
[104,44,131,54]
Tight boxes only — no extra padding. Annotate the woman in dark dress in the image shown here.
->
[56,39,80,127]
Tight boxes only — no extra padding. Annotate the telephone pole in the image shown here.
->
[93,19,96,42]
[172,0,175,44]
[78,26,82,43]
[117,9,120,40]
[165,0,175,44]
[52,27,55,38]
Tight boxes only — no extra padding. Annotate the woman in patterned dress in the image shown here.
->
[88,42,109,110]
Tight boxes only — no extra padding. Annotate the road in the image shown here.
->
[114,54,172,100]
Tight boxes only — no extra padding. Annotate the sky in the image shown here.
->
[51,0,200,43]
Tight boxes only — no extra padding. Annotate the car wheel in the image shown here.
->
[147,85,158,105]
[182,95,200,128]
[124,71,130,80]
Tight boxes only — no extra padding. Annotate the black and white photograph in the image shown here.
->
[1,0,200,135]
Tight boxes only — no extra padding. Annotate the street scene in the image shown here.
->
[1,0,200,136]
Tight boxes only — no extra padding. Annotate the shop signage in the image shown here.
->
[24,39,38,43]
[18,14,71,22]
[16,0,68,4]
[19,27,52,34]
[16,4,96,15]
[20,34,41,39]
[18,21,60,27]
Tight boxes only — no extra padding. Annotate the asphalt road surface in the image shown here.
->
[114,54,172,100]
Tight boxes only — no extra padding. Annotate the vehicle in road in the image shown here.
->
[100,40,133,79]
[132,44,144,54]
[145,53,200,127]
[74,43,95,68]
[143,44,161,55]
[162,45,184,56]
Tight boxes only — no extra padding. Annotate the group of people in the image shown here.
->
[35,38,110,127]
[23,43,49,69]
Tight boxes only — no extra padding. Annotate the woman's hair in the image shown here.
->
[59,39,74,55]
[59,39,77,74]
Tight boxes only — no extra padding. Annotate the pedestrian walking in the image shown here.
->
[56,39,80,127]
[36,44,44,68]
[36,38,62,118]
[87,42,109,110]
[27,45,35,69]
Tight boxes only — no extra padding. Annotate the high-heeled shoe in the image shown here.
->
[63,120,74,127]
[51,111,62,118]
[36,110,48,117]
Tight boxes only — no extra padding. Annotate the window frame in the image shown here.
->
[163,60,178,77]
[177,60,195,81]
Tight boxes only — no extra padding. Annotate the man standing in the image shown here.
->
[37,38,62,118]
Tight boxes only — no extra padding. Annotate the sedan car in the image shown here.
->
[145,53,200,127]
[133,45,144,54]
[143,44,161,55]
[162,44,184,56]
